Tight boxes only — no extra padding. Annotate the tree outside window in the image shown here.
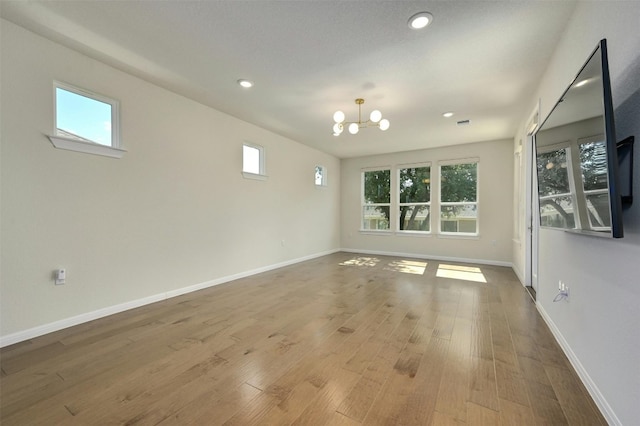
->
[439,162,478,234]
[362,169,390,230]
[579,139,610,228]
[537,148,576,229]
[398,166,431,232]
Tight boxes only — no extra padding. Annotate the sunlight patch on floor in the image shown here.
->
[384,259,427,275]
[339,257,380,267]
[436,264,487,283]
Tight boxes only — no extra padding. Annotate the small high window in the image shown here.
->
[315,165,327,186]
[242,143,266,180]
[48,82,124,158]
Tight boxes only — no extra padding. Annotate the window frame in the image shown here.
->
[438,158,480,237]
[397,162,432,234]
[47,81,125,159]
[361,167,392,232]
[242,142,267,180]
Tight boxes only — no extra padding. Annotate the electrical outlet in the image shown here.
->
[55,268,66,285]
[558,280,570,298]
[553,281,570,303]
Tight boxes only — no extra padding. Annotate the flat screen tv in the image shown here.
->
[534,39,623,238]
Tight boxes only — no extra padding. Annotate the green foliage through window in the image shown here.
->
[362,170,391,230]
[399,166,430,231]
[439,162,478,234]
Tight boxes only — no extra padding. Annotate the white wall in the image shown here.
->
[0,20,341,341]
[515,3,640,424]
[340,139,513,265]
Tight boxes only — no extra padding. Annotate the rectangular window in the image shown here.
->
[578,136,610,230]
[439,160,478,235]
[55,82,119,147]
[48,82,125,158]
[398,165,431,232]
[362,169,391,231]
[242,142,266,179]
[315,165,327,186]
[537,147,576,229]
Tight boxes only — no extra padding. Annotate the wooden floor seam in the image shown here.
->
[0,252,607,425]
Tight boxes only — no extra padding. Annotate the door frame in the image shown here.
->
[525,101,541,292]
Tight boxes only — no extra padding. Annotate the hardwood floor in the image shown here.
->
[0,252,606,425]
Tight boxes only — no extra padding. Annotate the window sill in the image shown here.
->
[396,231,432,237]
[242,172,268,181]
[359,230,393,235]
[48,135,126,159]
[437,233,480,240]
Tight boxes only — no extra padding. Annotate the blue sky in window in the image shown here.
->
[56,88,112,146]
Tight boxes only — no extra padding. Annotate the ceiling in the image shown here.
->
[1,1,577,159]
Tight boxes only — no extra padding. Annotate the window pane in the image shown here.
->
[363,206,390,230]
[399,205,430,231]
[399,166,430,203]
[442,220,457,233]
[441,163,477,202]
[315,166,324,185]
[440,204,477,233]
[56,87,112,146]
[363,170,390,204]
[539,196,575,228]
[243,145,260,174]
[580,141,609,191]
[537,149,570,196]
[586,193,611,228]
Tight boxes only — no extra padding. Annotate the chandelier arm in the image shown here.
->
[332,98,387,135]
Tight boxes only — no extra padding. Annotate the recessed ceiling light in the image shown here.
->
[237,79,253,88]
[442,112,454,118]
[408,12,433,30]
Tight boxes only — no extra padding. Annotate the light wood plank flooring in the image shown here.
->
[1,252,606,425]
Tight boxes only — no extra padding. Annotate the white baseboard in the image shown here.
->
[340,247,513,268]
[0,249,340,348]
[511,262,525,286]
[535,302,621,426]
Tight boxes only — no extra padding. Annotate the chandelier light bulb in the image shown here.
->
[331,98,387,136]
[369,110,382,123]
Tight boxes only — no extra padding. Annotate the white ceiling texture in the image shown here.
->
[1,1,577,158]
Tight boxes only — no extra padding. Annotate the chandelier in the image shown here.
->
[332,98,390,136]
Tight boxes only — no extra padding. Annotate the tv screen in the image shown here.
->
[534,39,623,238]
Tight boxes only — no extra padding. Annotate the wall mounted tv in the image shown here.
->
[534,39,624,238]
